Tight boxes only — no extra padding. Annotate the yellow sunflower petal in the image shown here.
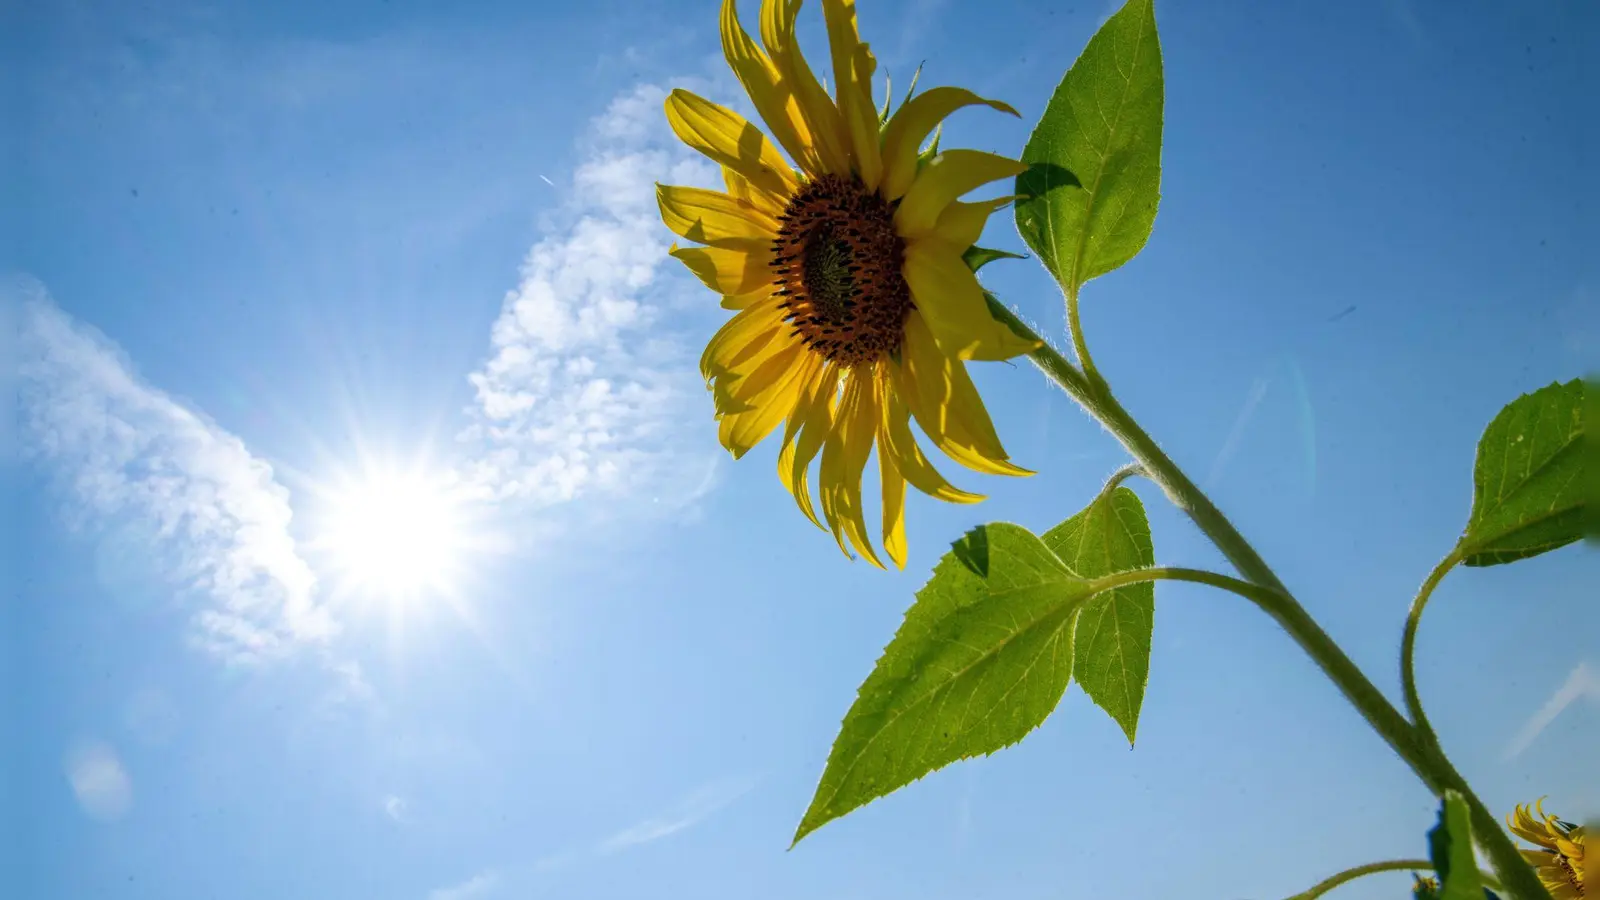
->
[1511,802,1557,849]
[897,313,1031,478]
[760,0,852,175]
[896,312,949,434]
[776,355,826,451]
[878,426,908,569]
[718,366,809,458]
[670,242,773,297]
[699,295,789,381]
[720,0,824,176]
[877,379,984,504]
[716,319,794,382]
[664,89,798,198]
[819,369,885,567]
[930,196,1016,252]
[903,239,1041,361]
[895,149,1029,236]
[821,0,883,188]
[724,167,787,217]
[816,373,861,555]
[721,286,776,310]
[880,87,1019,200]
[657,184,778,246]
[778,361,840,529]
[940,369,1034,477]
[713,340,807,414]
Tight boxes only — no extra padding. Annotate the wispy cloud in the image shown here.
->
[457,81,721,511]
[1504,661,1600,760]
[428,871,499,900]
[597,774,758,855]
[1205,375,1270,489]
[457,773,757,893]
[15,282,336,665]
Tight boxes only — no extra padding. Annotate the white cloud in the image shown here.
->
[65,740,133,822]
[457,81,721,510]
[428,871,499,900]
[14,283,336,665]
[597,774,758,854]
[1504,661,1600,760]
[383,794,408,822]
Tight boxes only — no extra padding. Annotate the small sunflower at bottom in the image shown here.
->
[1508,798,1586,899]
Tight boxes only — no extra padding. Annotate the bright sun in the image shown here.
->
[319,468,467,600]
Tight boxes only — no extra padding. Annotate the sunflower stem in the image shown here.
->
[1401,549,1465,748]
[1282,858,1502,900]
[1081,565,1278,603]
[986,300,1553,900]
[1287,859,1433,900]
[1102,461,1150,493]
[1064,285,1106,392]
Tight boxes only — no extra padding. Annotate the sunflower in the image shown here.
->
[1508,799,1586,899]
[1410,873,1503,900]
[658,0,1039,568]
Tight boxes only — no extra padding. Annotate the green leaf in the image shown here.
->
[1014,0,1163,294]
[962,245,1026,272]
[1041,485,1154,744]
[794,523,1091,845]
[1427,791,1484,900]
[1458,379,1587,566]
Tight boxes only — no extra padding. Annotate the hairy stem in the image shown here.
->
[1065,285,1103,387]
[1084,566,1278,603]
[1401,549,1463,747]
[1102,461,1150,493]
[986,298,1551,900]
[1289,859,1435,900]
[1284,858,1502,900]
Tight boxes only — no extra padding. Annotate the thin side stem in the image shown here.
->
[1285,859,1433,900]
[1284,858,1502,900]
[985,298,1552,900]
[1084,566,1276,603]
[1065,285,1103,386]
[1102,461,1149,493]
[1401,549,1464,747]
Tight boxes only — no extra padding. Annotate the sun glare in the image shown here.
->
[319,468,467,600]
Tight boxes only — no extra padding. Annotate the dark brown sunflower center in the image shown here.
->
[1554,854,1583,896]
[771,174,910,366]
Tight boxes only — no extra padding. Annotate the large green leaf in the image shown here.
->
[1458,379,1586,566]
[1427,792,1485,900]
[794,523,1091,844]
[1041,485,1154,744]
[1014,0,1163,294]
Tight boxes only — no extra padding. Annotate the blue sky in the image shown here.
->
[5,0,1596,898]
